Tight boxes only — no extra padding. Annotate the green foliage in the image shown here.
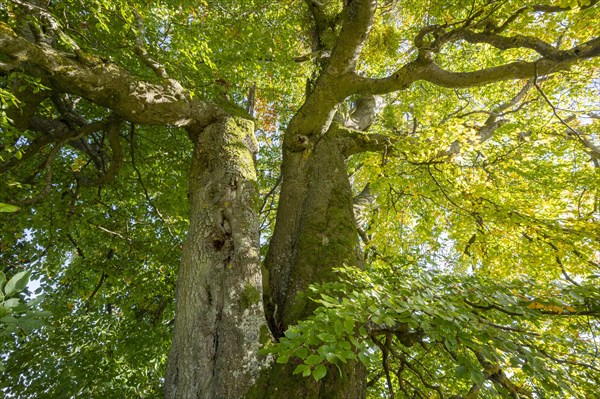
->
[1,0,600,397]
[0,123,186,396]
[0,269,50,369]
[270,265,600,397]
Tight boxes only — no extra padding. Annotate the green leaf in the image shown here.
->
[27,294,46,307]
[276,354,289,364]
[510,357,524,367]
[358,352,370,366]
[305,354,322,365]
[0,202,20,213]
[3,298,20,308]
[312,364,327,381]
[293,364,310,377]
[471,369,485,385]
[4,271,30,297]
[296,347,309,360]
[0,315,18,324]
[455,365,468,378]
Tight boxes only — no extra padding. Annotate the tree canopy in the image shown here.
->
[1,0,599,398]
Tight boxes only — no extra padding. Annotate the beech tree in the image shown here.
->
[1,0,599,398]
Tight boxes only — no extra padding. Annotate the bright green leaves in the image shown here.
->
[0,270,49,338]
[3,270,29,297]
[269,265,600,397]
[0,202,19,212]
[267,291,367,383]
[356,72,599,284]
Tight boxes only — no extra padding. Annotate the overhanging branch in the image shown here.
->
[350,33,600,95]
[0,22,223,129]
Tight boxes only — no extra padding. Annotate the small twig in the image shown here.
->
[372,335,395,399]
[259,174,282,214]
[132,8,169,79]
[85,272,107,309]
[91,223,128,241]
[129,123,179,241]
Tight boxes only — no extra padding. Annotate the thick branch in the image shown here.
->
[0,23,223,128]
[352,35,600,95]
[461,31,600,62]
[326,0,377,75]
[335,123,394,156]
[340,95,379,130]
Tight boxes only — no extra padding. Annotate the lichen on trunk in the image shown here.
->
[165,116,268,399]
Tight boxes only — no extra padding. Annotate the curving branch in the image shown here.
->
[326,0,377,75]
[352,34,600,95]
[0,22,223,128]
[460,30,600,62]
[492,1,600,34]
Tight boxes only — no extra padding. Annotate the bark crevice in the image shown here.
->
[165,116,268,399]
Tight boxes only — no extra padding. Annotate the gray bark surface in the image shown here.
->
[165,117,268,399]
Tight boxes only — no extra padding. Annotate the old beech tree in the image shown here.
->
[1,0,600,398]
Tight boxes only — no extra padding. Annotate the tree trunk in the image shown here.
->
[165,114,365,398]
[255,129,366,398]
[165,116,269,399]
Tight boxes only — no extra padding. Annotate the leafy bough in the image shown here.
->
[266,264,600,398]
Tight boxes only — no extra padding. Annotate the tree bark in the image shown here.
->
[165,116,269,399]
[259,126,366,398]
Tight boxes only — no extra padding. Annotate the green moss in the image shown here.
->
[240,282,261,310]
[222,117,257,180]
[259,324,271,345]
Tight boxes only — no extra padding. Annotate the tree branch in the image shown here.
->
[84,119,124,187]
[326,0,377,75]
[492,1,600,33]
[1,119,110,174]
[18,126,90,205]
[334,123,394,156]
[351,34,600,95]
[0,22,223,128]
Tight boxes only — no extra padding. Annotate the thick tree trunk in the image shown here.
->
[256,131,366,398]
[165,115,365,399]
[165,116,269,399]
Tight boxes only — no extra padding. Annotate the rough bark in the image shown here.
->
[165,116,269,399]
[260,124,366,398]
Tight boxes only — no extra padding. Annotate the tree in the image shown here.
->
[1,0,599,397]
